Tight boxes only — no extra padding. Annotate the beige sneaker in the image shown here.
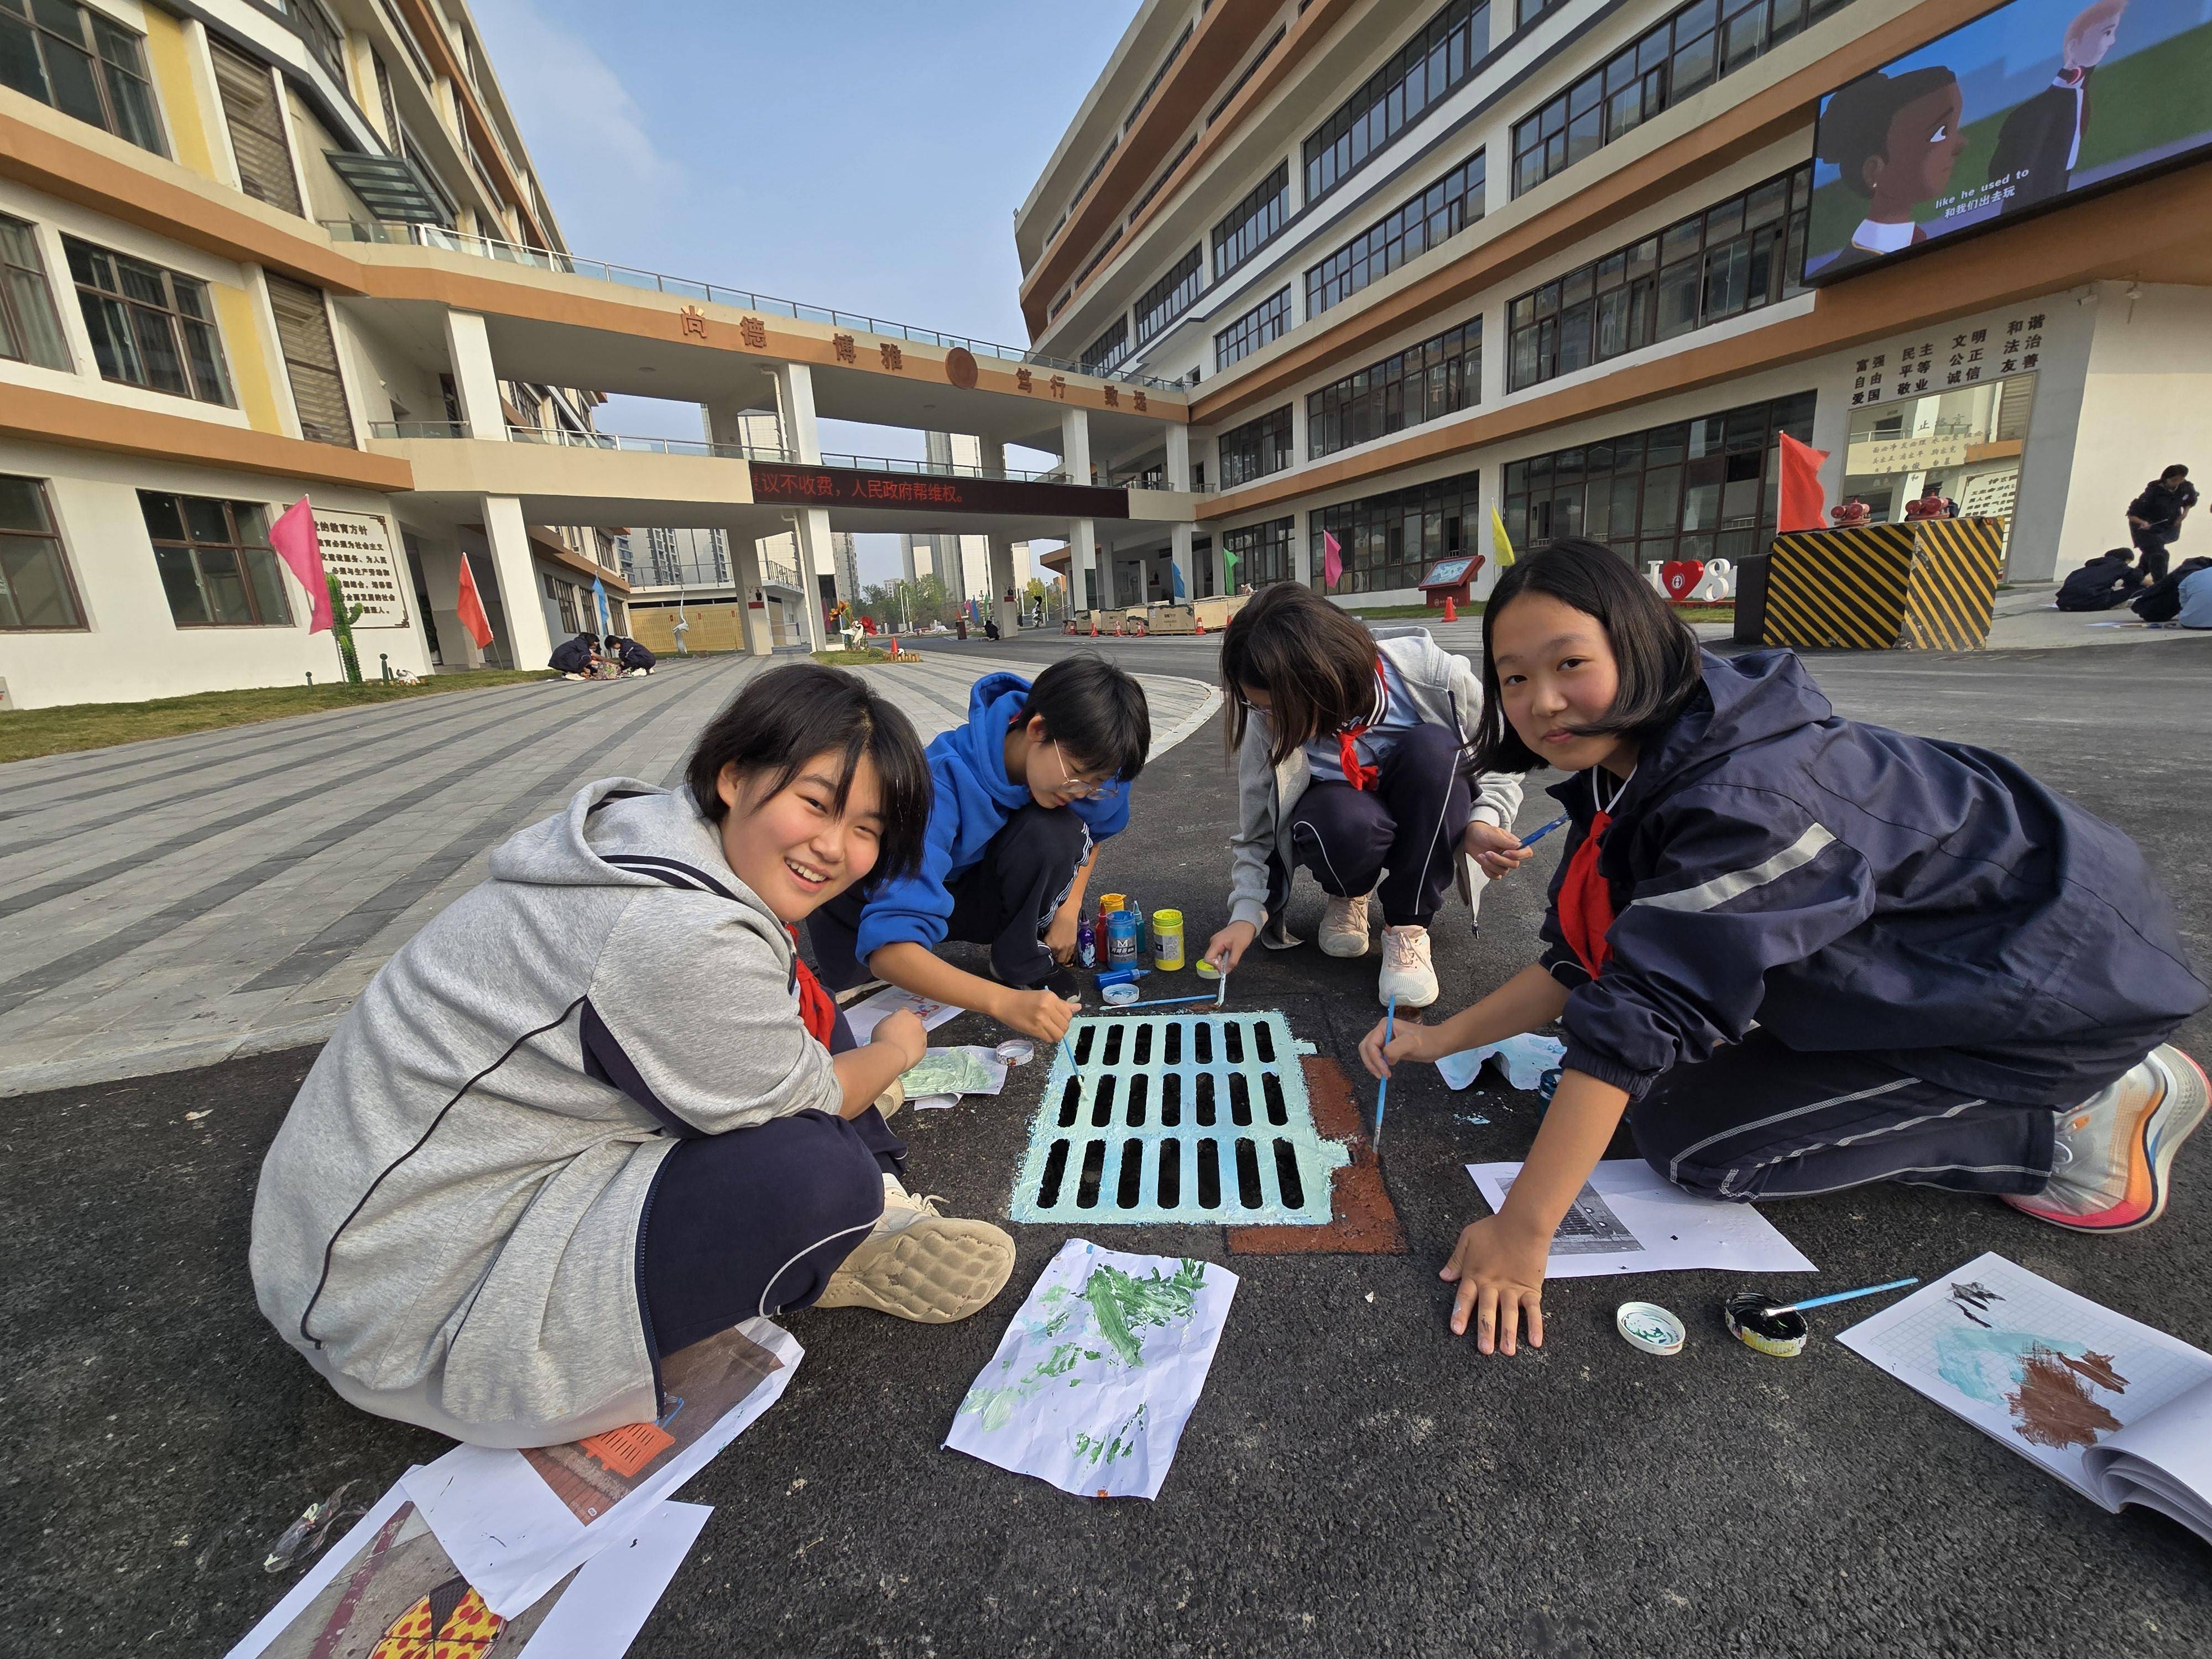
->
[815,1176,1015,1322]
[1378,924,1439,1008]
[1319,891,1373,958]
[872,1077,905,1119]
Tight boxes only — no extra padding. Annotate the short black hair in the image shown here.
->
[1016,654,1151,781]
[1473,538,1705,774]
[1817,66,1957,198]
[604,634,622,649]
[685,661,932,885]
[2164,464,2190,480]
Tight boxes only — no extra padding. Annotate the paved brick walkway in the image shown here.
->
[0,653,1217,1095]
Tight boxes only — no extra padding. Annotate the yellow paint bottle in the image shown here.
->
[1150,907,1185,971]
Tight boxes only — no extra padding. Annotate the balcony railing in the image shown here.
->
[507,426,790,463]
[761,560,802,589]
[372,419,472,439]
[817,451,1068,484]
[322,217,1184,390]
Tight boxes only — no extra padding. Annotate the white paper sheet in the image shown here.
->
[225,1470,709,1659]
[1839,1253,2212,1504]
[1464,1158,1817,1278]
[403,1319,800,1616]
[945,1239,1237,1501]
[843,985,966,1043]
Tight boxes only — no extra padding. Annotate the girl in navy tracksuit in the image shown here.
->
[1363,539,2208,1355]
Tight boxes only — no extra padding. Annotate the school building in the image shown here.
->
[0,0,1196,709]
[1017,0,2212,610]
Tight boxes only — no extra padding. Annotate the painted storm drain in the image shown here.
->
[1011,1013,1347,1225]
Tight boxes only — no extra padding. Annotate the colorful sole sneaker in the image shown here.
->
[2004,1045,2209,1233]
[815,1176,1016,1322]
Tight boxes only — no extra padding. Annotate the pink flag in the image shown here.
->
[455,551,495,649]
[269,497,332,633]
[1322,529,1343,589]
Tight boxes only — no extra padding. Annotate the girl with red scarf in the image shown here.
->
[1360,541,2205,1360]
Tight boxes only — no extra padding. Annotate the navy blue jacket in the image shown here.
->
[1539,650,2204,1107]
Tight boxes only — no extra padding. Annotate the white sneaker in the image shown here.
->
[1319,891,1373,958]
[1378,924,1438,1008]
[2003,1046,2208,1233]
[815,1176,1015,1322]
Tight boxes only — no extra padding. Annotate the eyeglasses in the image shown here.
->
[1049,738,1112,799]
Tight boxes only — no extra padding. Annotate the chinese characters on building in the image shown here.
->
[1851,311,2045,406]
[312,510,407,627]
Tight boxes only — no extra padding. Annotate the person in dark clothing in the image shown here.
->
[1363,540,2207,1358]
[2127,463,2197,583]
[548,633,598,676]
[611,635,656,675]
[2056,547,2145,611]
[809,655,1151,1045]
[1986,0,2126,208]
[2131,555,2212,622]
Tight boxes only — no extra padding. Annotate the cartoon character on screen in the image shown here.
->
[1988,0,2128,209]
[1817,66,1969,268]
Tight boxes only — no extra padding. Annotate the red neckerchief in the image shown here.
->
[1334,665,1390,792]
[788,928,838,1046]
[1558,769,1630,979]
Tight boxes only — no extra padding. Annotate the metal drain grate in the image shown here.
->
[1010,1012,1347,1225]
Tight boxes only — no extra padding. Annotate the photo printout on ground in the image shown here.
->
[1804,0,2212,283]
[225,1469,710,1659]
[1465,1159,1816,1277]
[946,1239,1237,1500]
[1839,1253,2212,1542]
[401,1320,800,1616]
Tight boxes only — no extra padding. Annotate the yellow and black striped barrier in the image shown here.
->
[1762,518,2006,651]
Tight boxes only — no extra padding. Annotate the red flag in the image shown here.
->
[1322,529,1343,589]
[455,551,494,649]
[269,497,332,633]
[1777,434,1829,534]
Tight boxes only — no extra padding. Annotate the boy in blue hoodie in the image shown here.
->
[810,654,1151,1042]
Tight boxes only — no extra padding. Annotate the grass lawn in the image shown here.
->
[0,670,557,765]
[1674,604,1735,624]
[1345,603,1478,619]
[812,648,921,665]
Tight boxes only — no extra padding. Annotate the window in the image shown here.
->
[140,493,293,627]
[1076,225,1123,287]
[1306,152,1484,318]
[66,240,235,405]
[1215,286,1291,370]
[1217,406,1294,489]
[0,0,164,154]
[1209,24,1286,126]
[1130,137,1196,226]
[279,0,346,82]
[1507,166,1809,392]
[1310,471,1480,596]
[1517,0,1557,24]
[1134,245,1203,346]
[0,214,70,371]
[1309,320,1480,460]
[1081,315,1130,377]
[1511,0,1854,196]
[1076,135,1120,208]
[1220,516,1293,587]
[545,571,581,633]
[1212,161,1288,282]
[1304,0,1488,202]
[266,274,354,446]
[1125,20,1193,132]
[1501,390,1814,571]
[209,39,302,216]
[0,474,86,629]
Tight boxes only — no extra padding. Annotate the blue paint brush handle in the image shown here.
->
[1113,991,1216,1011]
[1767,1276,1919,1316]
[1374,993,1396,1150]
[1519,813,1572,847]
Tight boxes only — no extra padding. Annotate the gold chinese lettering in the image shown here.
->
[679,304,707,340]
[880,341,904,371]
[1048,374,1067,401]
[1016,367,1034,393]
[833,333,857,364]
[1133,390,1147,413]
[740,315,767,349]
[1103,385,1119,408]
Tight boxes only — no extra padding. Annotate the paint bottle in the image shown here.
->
[1076,916,1097,969]
[1097,893,1128,941]
[1150,907,1185,971]
[1105,909,1140,969]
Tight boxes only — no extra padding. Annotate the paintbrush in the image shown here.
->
[1374,993,1396,1151]
[1104,990,1216,1012]
[1754,1276,1919,1319]
[1519,813,1572,846]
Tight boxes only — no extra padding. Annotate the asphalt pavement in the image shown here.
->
[8,633,2211,1657]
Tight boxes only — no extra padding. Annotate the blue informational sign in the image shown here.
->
[1804,0,2212,284]
[1418,556,1477,588]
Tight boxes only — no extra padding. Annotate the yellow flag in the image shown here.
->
[1490,507,1515,568]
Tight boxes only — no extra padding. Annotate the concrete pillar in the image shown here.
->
[988,532,1019,636]
[481,495,552,669]
[1165,421,1192,491]
[1068,518,1095,612]
[771,362,824,463]
[442,311,506,440]
[1291,508,1313,587]
[791,510,834,652]
[1061,405,1092,487]
[730,535,771,657]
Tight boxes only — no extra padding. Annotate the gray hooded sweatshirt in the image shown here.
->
[251,779,841,1448]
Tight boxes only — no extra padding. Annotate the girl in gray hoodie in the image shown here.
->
[251,663,1017,1448]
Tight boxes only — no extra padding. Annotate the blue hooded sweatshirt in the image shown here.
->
[1539,650,2206,1108]
[853,671,1132,961]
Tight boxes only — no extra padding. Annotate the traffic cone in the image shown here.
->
[1442,595,1458,623]
[1090,613,1099,638]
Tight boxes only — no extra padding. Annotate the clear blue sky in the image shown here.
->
[469,0,1142,584]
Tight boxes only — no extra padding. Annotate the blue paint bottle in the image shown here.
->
[1105,909,1140,969]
